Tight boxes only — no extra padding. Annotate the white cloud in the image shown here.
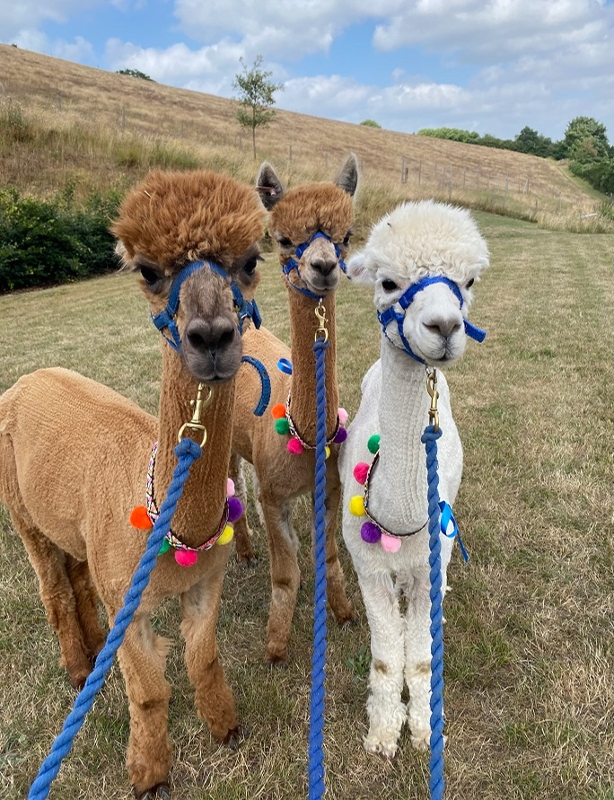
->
[0,0,101,40]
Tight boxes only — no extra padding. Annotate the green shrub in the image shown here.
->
[0,186,121,293]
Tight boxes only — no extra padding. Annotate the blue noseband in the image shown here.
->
[377,275,486,364]
[282,231,346,301]
[151,260,262,352]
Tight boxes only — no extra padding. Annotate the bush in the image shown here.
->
[0,186,121,293]
[359,119,381,128]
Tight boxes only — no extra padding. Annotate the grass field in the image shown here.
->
[0,213,613,799]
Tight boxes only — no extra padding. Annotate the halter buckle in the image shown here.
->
[314,301,329,343]
[178,383,213,447]
[426,369,439,432]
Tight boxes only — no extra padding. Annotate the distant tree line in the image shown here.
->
[418,116,614,194]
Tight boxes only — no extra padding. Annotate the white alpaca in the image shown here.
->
[340,199,489,757]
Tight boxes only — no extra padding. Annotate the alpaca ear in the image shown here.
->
[256,162,284,210]
[336,153,359,197]
[114,240,133,271]
[346,253,374,285]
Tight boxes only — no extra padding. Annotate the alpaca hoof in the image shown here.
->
[133,783,171,800]
[364,736,398,759]
[266,656,288,670]
[410,730,431,752]
[224,726,248,750]
[239,555,258,568]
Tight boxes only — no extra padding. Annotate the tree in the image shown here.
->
[116,68,154,81]
[360,119,381,128]
[232,55,283,159]
[562,116,610,163]
[514,126,554,158]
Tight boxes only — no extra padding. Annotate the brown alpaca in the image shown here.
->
[231,154,359,663]
[0,170,265,799]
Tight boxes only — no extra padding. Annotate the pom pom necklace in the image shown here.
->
[271,393,348,457]
[349,434,464,555]
[129,442,244,567]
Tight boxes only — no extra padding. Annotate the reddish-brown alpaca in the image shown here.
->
[231,154,359,663]
[0,170,265,799]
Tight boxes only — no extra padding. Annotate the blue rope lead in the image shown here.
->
[308,337,330,800]
[28,437,202,800]
[421,424,445,800]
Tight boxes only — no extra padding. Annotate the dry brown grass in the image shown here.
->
[1,44,611,237]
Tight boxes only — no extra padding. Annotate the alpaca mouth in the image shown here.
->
[306,272,340,296]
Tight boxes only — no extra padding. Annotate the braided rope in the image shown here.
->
[421,424,445,800]
[308,337,330,800]
[28,437,202,800]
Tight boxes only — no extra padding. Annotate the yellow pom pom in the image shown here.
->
[325,446,330,459]
[217,524,234,546]
[349,495,365,516]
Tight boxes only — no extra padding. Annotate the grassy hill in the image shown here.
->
[1,44,610,235]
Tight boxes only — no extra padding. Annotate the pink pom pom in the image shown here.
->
[175,549,198,567]
[380,534,402,553]
[227,496,244,523]
[333,427,347,444]
[338,407,349,425]
[226,478,235,497]
[360,521,381,543]
[287,438,304,455]
[353,462,370,485]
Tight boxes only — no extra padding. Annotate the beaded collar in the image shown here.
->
[129,441,244,567]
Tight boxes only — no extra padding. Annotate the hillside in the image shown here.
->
[0,44,605,230]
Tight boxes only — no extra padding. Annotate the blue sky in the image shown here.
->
[2,0,614,143]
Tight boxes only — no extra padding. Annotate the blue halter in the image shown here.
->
[151,260,262,352]
[377,275,486,364]
[282,231,347,301]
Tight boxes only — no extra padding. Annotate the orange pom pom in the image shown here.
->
[271,403,286,420]
[130,505,153,530]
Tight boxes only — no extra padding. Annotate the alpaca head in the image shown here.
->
[256,154,359,297]
[347,200,489,366]
[112,169,266,383]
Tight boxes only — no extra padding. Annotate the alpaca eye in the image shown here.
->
[140,266,160,286]
[278,236,293,248]
[243,255,262,276]
[466,278,475,289]
[382,279,399,291]
[342,231,352,247]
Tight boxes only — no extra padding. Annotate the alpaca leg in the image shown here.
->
[65,555,106,662]
[114,610,173,797]
[358,569,406,757]
[181,567,240,744]
[261,498,300,664]
[404,572,445,751]
[229,453,257,566]
[12,513,93,689]
[322,471,356,626]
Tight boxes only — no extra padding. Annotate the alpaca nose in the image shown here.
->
[185,317,236,355]
[423,317,462,338]
[311,254,338,277]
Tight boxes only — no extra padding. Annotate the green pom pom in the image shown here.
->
[158,539,171,556]
[367,434,381,454]
[275,417,290,435]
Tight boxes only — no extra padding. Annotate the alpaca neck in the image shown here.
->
[287,289,339,443]
[368,339,430,531]
[154,344,234,548]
